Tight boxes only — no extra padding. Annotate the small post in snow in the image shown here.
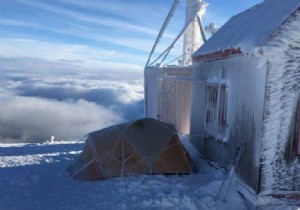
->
[216,143,244,202]
[50,136,55,144]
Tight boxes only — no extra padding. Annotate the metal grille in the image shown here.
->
[156,77,192,135]
[203,83,228,141]
[155,75,228,140]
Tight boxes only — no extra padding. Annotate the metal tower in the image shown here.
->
[144,0,211,134]
[145,0,208,68]
[182,0,207,66]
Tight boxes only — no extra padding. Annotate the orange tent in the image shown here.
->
[69,118,193,180]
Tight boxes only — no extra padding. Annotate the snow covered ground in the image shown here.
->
[0,140,298,210]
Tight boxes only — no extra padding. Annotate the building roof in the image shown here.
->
[193,0,300,59]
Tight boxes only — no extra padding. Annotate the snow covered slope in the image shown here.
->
[0,141,298,209]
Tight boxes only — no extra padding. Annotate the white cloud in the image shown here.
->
[0,67,144,143]
[0,19,41,28]
[0,95,122,143]
[17,0,173,38]
[0,0,189,65]
[0,20,157,59]
[9,0,179,55]
[58,0,169,22]
[0,38,144,69]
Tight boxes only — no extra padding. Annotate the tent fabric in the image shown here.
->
[69,118,193,180]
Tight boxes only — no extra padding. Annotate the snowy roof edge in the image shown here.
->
[193,0,300,59]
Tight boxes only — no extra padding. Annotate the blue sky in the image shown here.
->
[0,0,263,70]
[0,0,264,143]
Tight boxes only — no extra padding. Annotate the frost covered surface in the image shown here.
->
[194,0,300,56]
[259,8,300,193]
[191,0,300,196]
[0,140,252,210]
[1,140,299,209]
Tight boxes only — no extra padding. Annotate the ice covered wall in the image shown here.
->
[144,66,192,134]
[190,55,266,192]
[156,67,192,134]
[144,67,158,118]
[259,9,300,194]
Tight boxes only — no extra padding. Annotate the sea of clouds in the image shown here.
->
[0,56,144,143]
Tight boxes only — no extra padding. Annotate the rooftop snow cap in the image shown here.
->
[69,118,193,180]
[193,0,300,58]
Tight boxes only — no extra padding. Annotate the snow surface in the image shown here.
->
[0,139,298,210]
[193,0,300,56]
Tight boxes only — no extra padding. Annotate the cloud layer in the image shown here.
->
[0,96,120,143]
[0,58,144,143]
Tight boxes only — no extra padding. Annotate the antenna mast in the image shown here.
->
[145,0,180,68]
[145,0,208,68]
[182,0,207,66]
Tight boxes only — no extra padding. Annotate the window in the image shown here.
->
[203,83,228,141]
[294,96,300,156]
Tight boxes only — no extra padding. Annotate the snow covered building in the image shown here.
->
[190,0,300,198]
